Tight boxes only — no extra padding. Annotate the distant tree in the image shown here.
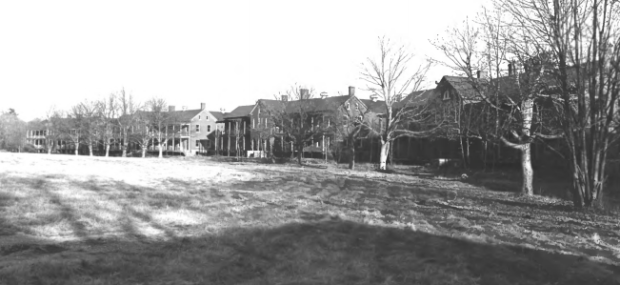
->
[361,36,435,170]
[130,108,151,158]
[45,108,70,154]
[71,101,101,156]
[0,109,27,152]
[145,98,179,159]
[95,95,118,157]
[115,88,140,157]
[261,85,332,165]
[332,99,378,170]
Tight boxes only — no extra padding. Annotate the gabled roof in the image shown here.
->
[442,76,488,100]
[173,109,203,122]
[359,99,386,113]
[222,105,254,119]
[209,111,224,121]
[393,89,436,109]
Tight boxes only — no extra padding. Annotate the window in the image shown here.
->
[198,115,201,120]
[443,90,450,100]
[206,116,209,120]
[196,125,200,132]
[207,125,211,132]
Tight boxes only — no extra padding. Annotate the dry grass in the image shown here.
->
[0,153,619,284]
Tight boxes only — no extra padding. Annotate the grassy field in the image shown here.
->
[1,153,620,284]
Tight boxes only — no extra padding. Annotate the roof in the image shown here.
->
[222,105,254,119]
[393,89,436,109]
[209,111,224,121]
[359,99,386,113]
[256,96,352,114]
[442,76,487,100]
[172,109,202,122]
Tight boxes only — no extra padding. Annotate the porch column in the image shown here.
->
[227,122,231,156]
[243,120,246,152]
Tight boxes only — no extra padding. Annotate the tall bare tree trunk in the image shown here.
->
[142,146,146,158]
[379,141,390,170]
[502,99,534,195]
[88,145,93,156]
[105,144,110,157]
[75,144,79,156]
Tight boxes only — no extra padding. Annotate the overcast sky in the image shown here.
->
[0,0,489,121]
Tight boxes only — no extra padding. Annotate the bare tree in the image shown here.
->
[431,11,564,195]
[72,101,101,156]
[95,95,118,157]
[361,36,435,170]
[331,99,378,170]
[262,85,332,165]
[115,88,139,157]
[145,98,178,159]
[130,109,151,158]
[498,0,620,207]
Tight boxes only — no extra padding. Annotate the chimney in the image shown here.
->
[477,70,488,79]
[348,86,355,97]
[169,105,176,112]
[300,88,309,99]
[476,70,481,79]
[370,94,378,102]
[508,63,513,76]
[320,92,328,99]
[281,95,288,101]
[200,103,206,110]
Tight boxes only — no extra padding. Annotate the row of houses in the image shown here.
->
[27,68,595,167]
[26,103,226,156]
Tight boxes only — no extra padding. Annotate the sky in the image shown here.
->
[0,0,490,121]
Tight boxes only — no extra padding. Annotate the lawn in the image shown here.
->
[0,153,619,284]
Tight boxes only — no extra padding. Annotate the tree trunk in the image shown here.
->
[379,141,390,170]
[521,143,534,195]
[349,143,356,170]
[122,130,128,157]
[459,137,467,169]
[105,144,110,157]
[158,143,163,158]
[142,146,146,158]
[465,137,471,169]
[482,140,488,172]
[75,144,79,156]
[88,145,93,156]
[297,144,303,165]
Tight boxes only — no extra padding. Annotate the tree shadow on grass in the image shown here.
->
[1,219,619,285]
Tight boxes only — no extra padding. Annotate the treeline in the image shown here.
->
[16,89,181,159]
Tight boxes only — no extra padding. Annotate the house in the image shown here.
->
[215,86,389,160]
[214,105,254,156]
[141,103,221,156]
